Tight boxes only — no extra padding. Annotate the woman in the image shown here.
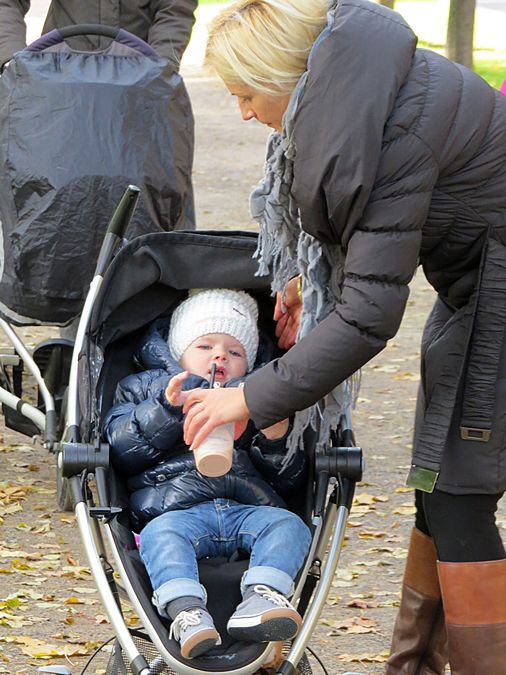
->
[183,1,506,672]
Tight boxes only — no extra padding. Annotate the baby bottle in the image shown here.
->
[192,364,234,477]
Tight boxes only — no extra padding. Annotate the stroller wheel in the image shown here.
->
[55,390,73,512]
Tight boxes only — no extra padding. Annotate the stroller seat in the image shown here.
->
[54,229,363,675]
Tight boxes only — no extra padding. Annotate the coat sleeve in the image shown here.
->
[0,0,30,68]
[103,370,185,475]
[245,132,439,428]
[148,0,197,68]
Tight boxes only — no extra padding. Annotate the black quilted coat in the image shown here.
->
[244,0,506,494]
[103,322,306,531]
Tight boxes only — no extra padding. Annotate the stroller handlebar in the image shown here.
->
[94,185,140,276]
[24,24,159,58]
[58,24,120,40]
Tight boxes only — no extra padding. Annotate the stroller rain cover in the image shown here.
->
[0,31,193,325]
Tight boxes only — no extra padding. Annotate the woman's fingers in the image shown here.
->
[185,407,211,448]
[182,387,250,447]
[273,291,284,321]
[182,389,206,415]
[284,275,301,308]
[277,305,301,349]
[275,311,289,339]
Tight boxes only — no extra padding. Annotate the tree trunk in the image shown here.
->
[379,0,395,8]
[446,0,476,69]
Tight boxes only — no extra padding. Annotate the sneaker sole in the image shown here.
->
[227,609,301,642]
[181,630,221,659]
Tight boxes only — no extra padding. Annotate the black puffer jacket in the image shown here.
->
[103,321,306,531]
[244,0,506,494]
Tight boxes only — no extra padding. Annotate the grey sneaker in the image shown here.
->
[227,584,302,642]
[169,608,221,659]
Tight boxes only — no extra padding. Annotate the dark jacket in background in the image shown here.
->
[0,0,198,69]
[103,321,306,531]
[244,0,506,494]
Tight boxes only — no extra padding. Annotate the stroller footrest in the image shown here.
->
[90,506,122,521]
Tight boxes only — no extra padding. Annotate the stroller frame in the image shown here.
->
[0,187,363,675]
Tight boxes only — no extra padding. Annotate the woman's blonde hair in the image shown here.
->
[205,0,327,96]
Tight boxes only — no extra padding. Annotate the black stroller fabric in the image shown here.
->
[0,28,194,325]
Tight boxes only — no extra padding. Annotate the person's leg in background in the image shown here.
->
[423,490,506,675]
[385,490,448,675]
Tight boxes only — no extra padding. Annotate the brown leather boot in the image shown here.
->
[438,559,506,675]
[385,528,448,674]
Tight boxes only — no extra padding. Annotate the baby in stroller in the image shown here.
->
[103,288,311,661]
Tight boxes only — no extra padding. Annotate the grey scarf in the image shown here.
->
[250,4,360,465]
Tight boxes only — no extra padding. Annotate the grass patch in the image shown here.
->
[475,60,506,90]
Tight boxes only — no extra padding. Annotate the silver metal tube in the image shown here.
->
[291,515,323,604]
[89,509,108,559]
[0,318,55,415]
[282,504,349,670]
[0,384,45,430]
[74,502,146,667]
[103,522,275,675]
[313,497,338,563]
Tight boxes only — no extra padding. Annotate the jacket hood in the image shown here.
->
[134,318,208,391]
[293,0,417,244]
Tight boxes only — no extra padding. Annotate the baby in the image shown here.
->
[104,289,311,659]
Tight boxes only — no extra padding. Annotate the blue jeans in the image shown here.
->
[139,499,312,613]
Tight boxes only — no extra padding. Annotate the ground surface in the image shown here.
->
[0,63,505,675]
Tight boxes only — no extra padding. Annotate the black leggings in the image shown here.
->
[415,489,505,562]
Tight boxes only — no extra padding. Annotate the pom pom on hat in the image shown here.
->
[168,289,259,371]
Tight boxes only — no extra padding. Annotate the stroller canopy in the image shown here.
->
[90,230,272,346]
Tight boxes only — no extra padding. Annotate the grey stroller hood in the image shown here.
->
[0,26,193,326]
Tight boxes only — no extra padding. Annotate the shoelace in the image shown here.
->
[252,584,296,609]
[169,609,202,641]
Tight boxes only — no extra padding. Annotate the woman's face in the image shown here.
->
[226,83,291,133]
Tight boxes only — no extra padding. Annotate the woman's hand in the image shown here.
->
[165,371,190,406]
[261,418,289,440]
[183,386,250,449]
[273,275,302,350]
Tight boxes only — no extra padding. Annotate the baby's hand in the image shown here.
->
[165,371,190,407]
[261,419,289,440]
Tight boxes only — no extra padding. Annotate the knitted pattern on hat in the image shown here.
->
[168,289,259,371]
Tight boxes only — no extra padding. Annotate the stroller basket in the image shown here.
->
[81,631,314,675]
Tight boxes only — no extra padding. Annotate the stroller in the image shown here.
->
[0,21,194,456]
[0,23,194,328]
[0,187,364,675]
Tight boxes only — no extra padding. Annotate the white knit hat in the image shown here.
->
[168,289,259,371]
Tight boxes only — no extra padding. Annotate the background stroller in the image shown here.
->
[0,22,193,328]
[2,186,363,675]
[0,23,193,462]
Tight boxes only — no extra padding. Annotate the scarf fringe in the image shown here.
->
[250,19,360,467]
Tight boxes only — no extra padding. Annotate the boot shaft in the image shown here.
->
[438,559,506,675]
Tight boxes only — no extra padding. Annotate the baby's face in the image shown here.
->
[179,333,248,384]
